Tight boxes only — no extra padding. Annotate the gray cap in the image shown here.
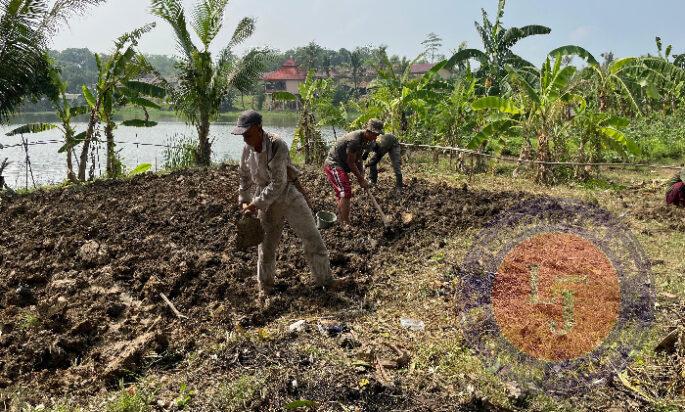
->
[231,110,263,135]
[366,119,384,135]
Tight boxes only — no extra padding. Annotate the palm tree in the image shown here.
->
[151,0,269,166]
[0,0,51,122]
[0,0,105,123]
[342,47,371,96]
[446,0,550,95]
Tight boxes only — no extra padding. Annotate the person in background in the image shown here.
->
[233,110,340,297]
[323,119,384,225]
[666,167,685,207]
[364,133,403,194]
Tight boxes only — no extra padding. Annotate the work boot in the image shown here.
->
[395,173,403,191]
[259,280,275,296]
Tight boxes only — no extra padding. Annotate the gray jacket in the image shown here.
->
[239,131,297,211]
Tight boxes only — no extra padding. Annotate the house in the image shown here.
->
[261,58,380,110]
[410,63,452,79]
[262,58,307,110]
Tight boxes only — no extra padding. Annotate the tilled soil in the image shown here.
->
[0,166,530,408]
[1,167,682,410]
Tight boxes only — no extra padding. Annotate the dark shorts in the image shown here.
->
[324,165,352,200]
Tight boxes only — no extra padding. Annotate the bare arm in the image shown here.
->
[347,151,369,189]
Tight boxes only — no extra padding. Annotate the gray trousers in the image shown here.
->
[257,185,332,292]
[368,144,403,189]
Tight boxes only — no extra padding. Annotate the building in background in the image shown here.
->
[262,58,307,110]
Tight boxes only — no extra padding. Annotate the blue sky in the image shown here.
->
[52,0,685,64]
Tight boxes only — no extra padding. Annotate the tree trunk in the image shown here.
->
[64,129,78,183]
[105,120,117,177]
[196,117,211,167]
[78,108,99,181]
[599,94,607,113]
[535,132,551,184]
[474,142,487,173]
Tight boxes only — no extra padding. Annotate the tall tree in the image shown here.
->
[151,0,269,166]
[0,0,105,123]
[446,0,551,95]
[421,32,443,63]
[342,47,371,96]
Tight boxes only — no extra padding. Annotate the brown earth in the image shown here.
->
[0,166,682,410]
[0,166,530,410]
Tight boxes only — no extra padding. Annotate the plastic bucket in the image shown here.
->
[316,211,337,229]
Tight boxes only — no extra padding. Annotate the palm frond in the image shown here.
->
[190,0,229,49]
[223,48,270,94]
[0,0,51,122]
[227,16,255,49]
[150,0,197,59]
[38,0,106,35]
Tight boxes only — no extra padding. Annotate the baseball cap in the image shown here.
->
[366,119,384,135]
[231,110,263,135]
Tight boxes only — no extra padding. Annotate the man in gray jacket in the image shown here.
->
[364,133,403,193]
[233,110,336,296]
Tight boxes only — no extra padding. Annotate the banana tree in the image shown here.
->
[79,23,165,180]
[354,50,448,141]
[473,54,582,183]
[445,0,550,96]
[572,110,638,178]
[151,0,269,166]
[550,45,647,116]
[273,71,335,164]
[639,56,685,114]
[431,71,479,170]
[5,62,89,182]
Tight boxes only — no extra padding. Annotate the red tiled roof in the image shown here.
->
[410,63,436,74]
[262,58,307,81]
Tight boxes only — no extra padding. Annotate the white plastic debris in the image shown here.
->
[400,318,425,332]
[288,320,307,334]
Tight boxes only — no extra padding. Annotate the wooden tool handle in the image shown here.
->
[366,188,390,225]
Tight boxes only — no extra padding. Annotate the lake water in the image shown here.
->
[0,122,335,189]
